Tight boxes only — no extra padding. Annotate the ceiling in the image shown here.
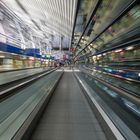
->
[1,0,78,49]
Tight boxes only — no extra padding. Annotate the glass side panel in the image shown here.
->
[78,0,134,50]
[99,5,140,47]
[82,4,140,55]
[73,0,97,46]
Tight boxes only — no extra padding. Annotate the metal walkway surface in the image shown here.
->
[31,72,107,140]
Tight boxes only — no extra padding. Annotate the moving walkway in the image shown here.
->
[0,69,139,140]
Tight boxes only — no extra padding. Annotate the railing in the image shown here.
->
[75,69,140,140]
[0,32,25,48]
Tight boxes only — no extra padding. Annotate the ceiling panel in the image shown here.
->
[1,0,78,48]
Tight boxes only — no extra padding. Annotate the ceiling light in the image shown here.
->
[125,46,134,50]
[114,49,123,53]
[0,55,5,58]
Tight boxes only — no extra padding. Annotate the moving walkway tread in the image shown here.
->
[31,72,107,140]
[0,68,55,100]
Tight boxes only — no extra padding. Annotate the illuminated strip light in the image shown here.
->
[0,56,5,58]
[29,57,35,60]
[114,49,123,53]
[105,72,140,83]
